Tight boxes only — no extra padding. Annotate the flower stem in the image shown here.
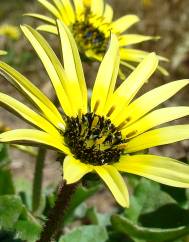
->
[37,180,77,242]
[32,147,46,213]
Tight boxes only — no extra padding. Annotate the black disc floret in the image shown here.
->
[62,113,126,166]
[72,19,109,55]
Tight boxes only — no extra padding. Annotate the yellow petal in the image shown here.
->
[115,154,189,188]
[21,25,74,116]
[107,53,158,120]
[122,106,189,138]
[24,13,56,25]
[37,25,58,34]
[73,0,84,16]
[63,156,92,184]
[119,34,159,47]
[112,15,140,34]
[57,20,87,113]
[38,0,62,18]
[0,129,70,154]
[0,61,64,128]
[103,4,113,22]
[120,48,168,62]
[60,0,75,23]
[51,0,71,25]
[91,34,120,115]
[126,125,189,153]
[115,79,189,127]
[91,0,104,16]
[0,92,59,136]
[95,165,129,207]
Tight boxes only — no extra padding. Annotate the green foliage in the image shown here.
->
[59,225,108,242]
[0,195,23,229]
[0,144,10,168]
[111,215,189,242]
[63,185,100,224]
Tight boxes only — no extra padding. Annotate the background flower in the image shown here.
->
[25,0,167,76]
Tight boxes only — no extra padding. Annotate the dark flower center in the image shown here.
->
[72,20,109,56]
[63,113,126,166]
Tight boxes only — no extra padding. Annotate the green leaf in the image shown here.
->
[139,203,189,228]
[59,225,108,242]
[125,178,176,222]
[0,195,23,229]
[15,178,32,209]
[0,169,14,195]
[111,215,189,242]
[0,144,10,167]
[0,230,23,242]
[161,185,187,207]
[63,185,99,224]
[86,207,110,226]
[14,220,41,242]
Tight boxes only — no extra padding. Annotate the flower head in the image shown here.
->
[0,50,7,55]
[26,0,167,75]
[0,21,189,207]
[0,25,20,40]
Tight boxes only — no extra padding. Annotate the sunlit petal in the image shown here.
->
[115,155,189,188]
[63,156,93,184]
[91,34,119,115]
[122,106,189,138]
[114,79,189,127]
[95,165,129,207]
[126,125,189,153]
[57,20,87,113]
[0,129,70,154]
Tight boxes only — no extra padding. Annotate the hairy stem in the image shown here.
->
[32,147,46,213]
[37,180,77,242]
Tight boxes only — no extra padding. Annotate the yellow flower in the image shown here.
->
[0,25,21,40]
[25,0,167,75]
[0,21,189,207]
[0,50,7,55]
[142,0,153,7]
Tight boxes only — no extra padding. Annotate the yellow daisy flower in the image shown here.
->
[0,25,21,40]
[0,21,189,207]
[0,50,7,55]
[25,0,167,75]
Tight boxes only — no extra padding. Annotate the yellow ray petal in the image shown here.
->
[120,48,168,62]
[115,79,189,127]
[73,0,84,17]
[24,13,56,25]
[114,154,189,188]
[0,92,59,136]
[38,0,61,18]
[122,106,189,138]
[63,156,93,184]
[91,34,120,115]
[0,129,70,154]
[91,0,104,16]
[103,4,113,22]
[60,0,75,23]
[57,20,87,113]
[112,15,140,34]
[126,125,189,153]
[51,0,71,25]
[0,61,64,128]
[37,24,58,34]
[107,53,158,119]
[95,165,129,207]
[21,25,74,116]
[119,34,159,47]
